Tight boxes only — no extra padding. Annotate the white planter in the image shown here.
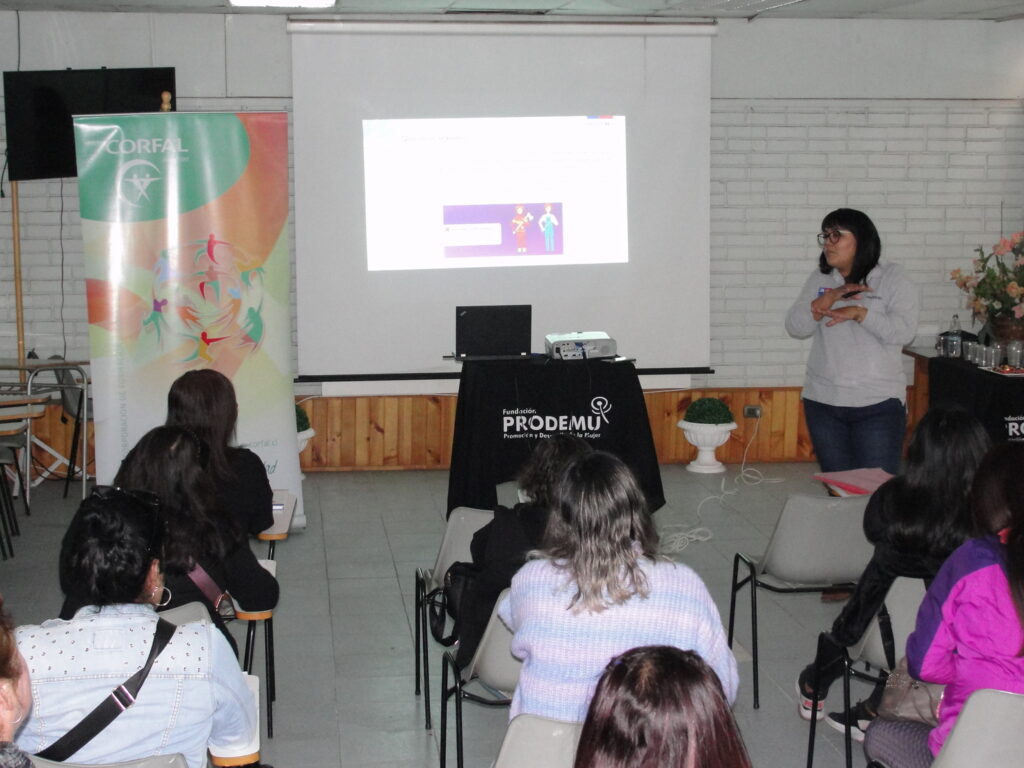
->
[297,427,316,454]
[677,420,737,474]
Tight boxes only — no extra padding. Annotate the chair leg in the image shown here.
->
[0,476,13,560]
[415,573,423,696]
[439,653,451,768]
[421,584,435,730]
[843,657,853,768]
[0,468,20,538]
[63,401,83,499]
[242,619,258,673]
[10,447,29,518]
[265,617,274,739]
[749,574,760,709]
[454,671,465,768]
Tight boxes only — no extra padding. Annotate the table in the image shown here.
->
[259,489,297,559]
[0,358,90,501]
[928,356,1024,443]
[447,357,665,514]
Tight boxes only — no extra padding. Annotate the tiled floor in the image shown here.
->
[3,463,876,767]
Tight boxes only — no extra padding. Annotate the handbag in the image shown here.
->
[427,561,481,647]
[188,562,236,621]
[877,656,944,727]
[35,618,177,762]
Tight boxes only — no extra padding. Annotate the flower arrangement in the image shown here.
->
[950,231,1024,323]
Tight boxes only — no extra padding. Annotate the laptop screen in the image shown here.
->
[455,305,532,359]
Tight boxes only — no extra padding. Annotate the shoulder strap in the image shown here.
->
[188,562,226,605]
[35,618,177,763]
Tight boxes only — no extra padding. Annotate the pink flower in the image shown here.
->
[1015,303,1024,320]
[1009,282,1022,299]
[993,238,1013,256]
[1012,231,1024,246]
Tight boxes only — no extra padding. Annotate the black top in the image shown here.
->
[829,477,958,646]
[161,543,279,656]
[454,501,549,667]
[221,447,274,536]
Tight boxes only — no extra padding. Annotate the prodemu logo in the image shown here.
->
[502,396,612,440]
[1005,414,1024,440]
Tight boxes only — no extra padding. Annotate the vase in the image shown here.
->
[677,420,737,473]
[990,316,1024,342]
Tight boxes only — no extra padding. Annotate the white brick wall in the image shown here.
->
[0,87,1021,392]
[694,98,1024,389]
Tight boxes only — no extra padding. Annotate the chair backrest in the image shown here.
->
[931,689,1024,767]
[495,480,521,509]
[32,754,189,768]
[430,506,493,589]
[159,601,213,626]
[850,577,927,669]
[760,493,874,586]
[47,354,85,418]
[467,588,522,694]
[493,714,583,768]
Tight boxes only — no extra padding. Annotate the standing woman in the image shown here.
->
[785,209,918,474]
[166,369,273,536]
[0,597,32,768]
[498,451,737,723]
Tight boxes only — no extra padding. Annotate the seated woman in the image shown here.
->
[166,369,274,536]
[455,434,591,667]
[0,595,32,768]
[16,487,257,768]
[498,451,738,723]
[795,407,990,740]
[574,646,752,768]
[113,426,279,654]
[863,442,1024,767]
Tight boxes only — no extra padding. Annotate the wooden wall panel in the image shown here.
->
[298,385,920,472]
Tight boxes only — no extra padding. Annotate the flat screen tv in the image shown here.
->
[3,67,176,181]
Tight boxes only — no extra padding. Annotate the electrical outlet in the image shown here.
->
[743,405,762,419]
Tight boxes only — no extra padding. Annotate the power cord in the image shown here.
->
[660,412,784,554]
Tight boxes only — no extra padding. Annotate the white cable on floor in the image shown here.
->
[661,413,785,554]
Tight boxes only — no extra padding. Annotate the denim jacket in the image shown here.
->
[15,604,256,768]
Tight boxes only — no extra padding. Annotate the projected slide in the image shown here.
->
[363,116,627,271]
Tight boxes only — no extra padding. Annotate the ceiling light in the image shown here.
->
[229,0,335,7]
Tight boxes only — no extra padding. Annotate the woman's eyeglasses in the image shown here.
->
[817,229,851,247]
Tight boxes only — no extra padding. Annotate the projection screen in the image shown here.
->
[289,20,714,394]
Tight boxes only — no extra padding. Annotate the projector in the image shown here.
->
[545,332,617,360]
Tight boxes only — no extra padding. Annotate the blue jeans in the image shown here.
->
[803,397,906,475]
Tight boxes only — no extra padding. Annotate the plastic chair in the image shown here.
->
[807,577,927,768]
[930,688,1024,767]
[727,493,874,708]
[439,588,522,768]
[414,505,494,729]
[493,714,582,768]
[31,755,188,768]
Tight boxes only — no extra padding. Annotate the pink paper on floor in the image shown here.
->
[813,467,894,495]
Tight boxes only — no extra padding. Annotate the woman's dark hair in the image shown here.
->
[59,487,164,606]
[0,595,19,682]
[818,208,881,285]
[517,434,592,508]
[542,451,659,613]
[573,646,752,768]
[885,407,990,560]
[115,426,239,575]
[166,369,238,483]
[970,442,1024,646]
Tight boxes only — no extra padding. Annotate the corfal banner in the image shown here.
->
[73,112,304,527]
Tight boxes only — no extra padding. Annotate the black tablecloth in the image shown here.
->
[447,357,665,514]
[928,357,1024,443]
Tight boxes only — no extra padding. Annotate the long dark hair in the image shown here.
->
[166,369,238,484]
[115,426,239,575]
[971,442,1024,646]
[59,487,164,606]
[573,646,752,768]
[818,208,881,285]
[883,407,990,559]
[541,452,659,613]
[0,595,20,683]
[517,434,592,509]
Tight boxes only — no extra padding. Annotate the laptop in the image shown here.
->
[455,305,532,360]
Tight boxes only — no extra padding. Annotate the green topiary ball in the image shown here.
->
[683,397,734,424]
[296,403,311,432]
